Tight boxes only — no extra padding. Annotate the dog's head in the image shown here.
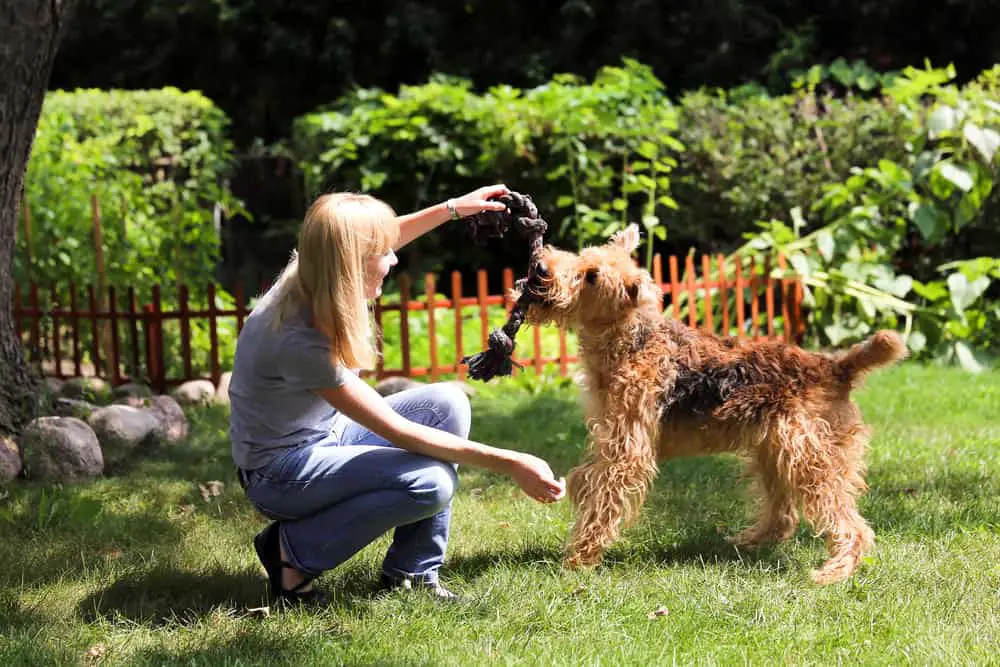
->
[519,224,661,330]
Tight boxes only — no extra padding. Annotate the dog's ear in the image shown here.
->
[626,278,640,306]
[610,224,641,253]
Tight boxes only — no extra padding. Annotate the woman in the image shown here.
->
[229,185,566,604]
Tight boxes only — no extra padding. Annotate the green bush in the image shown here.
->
[293,60,683,274]
[739,64,1000,369]
[17,88,246,381]
[670,87,909,249]
[18,88,244,299]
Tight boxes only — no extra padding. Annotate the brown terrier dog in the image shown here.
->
[521,224,906,584]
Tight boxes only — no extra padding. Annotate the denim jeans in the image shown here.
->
[242,383,471,582]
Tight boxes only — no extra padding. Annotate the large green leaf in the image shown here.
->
[947,272,991,313]
[913,204,947,240]
[937,162,974,192]
[816,229,835,262]
[954,341,984,373]
[964,123,1000,164]
[928,105,959,134]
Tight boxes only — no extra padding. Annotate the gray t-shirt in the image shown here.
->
[229,286,348,470]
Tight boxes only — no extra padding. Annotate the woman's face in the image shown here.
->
[364,249,398,299]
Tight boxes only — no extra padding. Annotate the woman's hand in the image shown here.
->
[449,184,511,218]
[507,452,566,503]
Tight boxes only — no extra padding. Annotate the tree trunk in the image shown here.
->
[0,0,77,437]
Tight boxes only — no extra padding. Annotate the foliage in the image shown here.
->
[293,59,925,274]
[294,60,684,272]
[17,89,246,376]
[671,85,908,250]
[19,88,244,298]
[738,64,1000,369]
[524,61,682,266]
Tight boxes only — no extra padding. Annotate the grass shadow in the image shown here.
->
[442,545,567,581]
[77,566,269,626]
[128,634,320,667]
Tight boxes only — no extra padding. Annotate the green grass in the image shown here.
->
[1,364,999,665]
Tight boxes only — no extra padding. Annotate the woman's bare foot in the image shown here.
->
[279,540,313,592]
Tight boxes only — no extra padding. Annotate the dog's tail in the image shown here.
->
[835,330,908,387]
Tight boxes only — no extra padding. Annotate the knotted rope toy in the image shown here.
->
[461,192,548,381]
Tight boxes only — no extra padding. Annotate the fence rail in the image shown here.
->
[12,253,803,392]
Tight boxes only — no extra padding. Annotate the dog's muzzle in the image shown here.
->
[521,260,551,304]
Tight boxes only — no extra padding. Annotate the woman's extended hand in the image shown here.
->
[449,184,511,217]
[507,452,566,503]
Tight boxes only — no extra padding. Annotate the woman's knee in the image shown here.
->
[432,382,471,438]
[411,461,458,511]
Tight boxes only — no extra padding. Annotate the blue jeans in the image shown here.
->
[242,383,471,583]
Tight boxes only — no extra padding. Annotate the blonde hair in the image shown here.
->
[268,192,399,369]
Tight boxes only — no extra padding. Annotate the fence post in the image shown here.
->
[91,195,116,379]
[143,286,166,393]
[208,283,221,387]
[399,274,411,378]
[426,274,438,382]
[451,272,464,379]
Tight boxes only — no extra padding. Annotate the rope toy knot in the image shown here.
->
[461,191,548,381]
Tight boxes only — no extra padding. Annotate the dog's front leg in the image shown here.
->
[565,413,659,568]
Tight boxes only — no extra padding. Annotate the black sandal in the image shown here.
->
[253,522,326,605]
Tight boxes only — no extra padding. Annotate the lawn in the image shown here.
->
[1,364,998,665]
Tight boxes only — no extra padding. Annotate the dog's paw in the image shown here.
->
[564,551,601,570]
[727,529,770,549]
[810,566,851,585]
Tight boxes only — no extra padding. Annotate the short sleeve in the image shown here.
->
[279,330,348,391]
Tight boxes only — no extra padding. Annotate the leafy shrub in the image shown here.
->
[741,64,1000,369]
[17,88,246,379]
[293,60,683,273]
[18,88,244,300]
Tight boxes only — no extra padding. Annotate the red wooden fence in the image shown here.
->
[12,254,803,392]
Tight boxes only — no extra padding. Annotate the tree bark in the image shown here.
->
[0,0,77,436]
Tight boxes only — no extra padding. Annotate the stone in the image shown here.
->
[170,379,217,406]
[215,372,232,405]
[87,405,165,464]
[374,376,422,397]
[60,376,111,404]
[143,395,189,443]
[20,417,103,482]
[112,382,153,401]
[53,397,98,420]
[0,436,22,481]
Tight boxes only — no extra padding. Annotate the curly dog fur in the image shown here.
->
[520,224,907,584]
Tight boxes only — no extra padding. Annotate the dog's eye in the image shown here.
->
[584,268,599,285]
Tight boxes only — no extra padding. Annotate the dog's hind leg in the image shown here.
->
[730,447,800,547]
[774,411,874,584]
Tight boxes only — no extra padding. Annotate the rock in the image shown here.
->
[53,397,98,420]
[20,417,103,482]
[170,379,217,406]
[113,395,151,408]
[215,372,232,405]
[0,436,22,481]
[143,395,189,443]
[44,377,65,396]
[112,382,153,401]
[87,405,165,464]
[374,376,422,397]
[60,376,111,404]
